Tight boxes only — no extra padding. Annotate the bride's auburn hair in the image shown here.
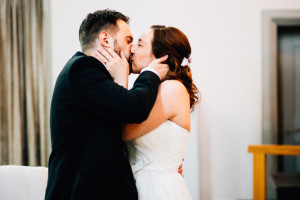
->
[151,25,199,111]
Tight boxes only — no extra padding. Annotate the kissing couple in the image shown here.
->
[45,9,198,200]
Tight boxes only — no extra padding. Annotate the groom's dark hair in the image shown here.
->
[79,9,130,52]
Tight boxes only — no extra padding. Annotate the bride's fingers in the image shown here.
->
[97,47,113,61]
[95,50,109,64]
[96,48,110,62]
[104,46,122,60]
[120,51,127,62]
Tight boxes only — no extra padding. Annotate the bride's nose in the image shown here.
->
[131,44,137,53]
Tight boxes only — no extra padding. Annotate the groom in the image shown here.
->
[45,9,169,200]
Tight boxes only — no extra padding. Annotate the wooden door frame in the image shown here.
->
[262,10,300,199]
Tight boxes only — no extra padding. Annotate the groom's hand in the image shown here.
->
[178,158,184,177]
[146,55,169,80]
[95,46,129,88]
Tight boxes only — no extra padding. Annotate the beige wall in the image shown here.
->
[50,0,300,199]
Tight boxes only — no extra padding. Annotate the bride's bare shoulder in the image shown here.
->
[159,80,188,96]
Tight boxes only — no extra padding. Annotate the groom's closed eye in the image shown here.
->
[126,36,133,44]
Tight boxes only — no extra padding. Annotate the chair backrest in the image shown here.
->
[0,165,48,200]
[248,145,300,200]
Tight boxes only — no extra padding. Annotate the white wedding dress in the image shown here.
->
[126,120,192,200]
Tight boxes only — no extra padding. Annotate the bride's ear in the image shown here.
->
[98,31,112,48]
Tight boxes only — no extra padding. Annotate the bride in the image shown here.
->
[122,25,198,200]
[96,25,198,199]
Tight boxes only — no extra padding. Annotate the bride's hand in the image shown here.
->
[94,46,129,89]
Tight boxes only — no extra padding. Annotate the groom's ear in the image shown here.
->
[98,31,111,48]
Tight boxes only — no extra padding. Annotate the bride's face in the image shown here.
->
[131,29,156,73]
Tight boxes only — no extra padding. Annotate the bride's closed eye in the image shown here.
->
[137,38,144,47]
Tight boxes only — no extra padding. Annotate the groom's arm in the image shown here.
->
[70,57,160,123]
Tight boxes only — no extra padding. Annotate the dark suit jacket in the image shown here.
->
[45,52,161,200]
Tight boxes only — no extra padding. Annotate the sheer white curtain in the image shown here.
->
[0,0,51,166]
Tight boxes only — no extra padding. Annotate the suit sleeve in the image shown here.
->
[69,57,161,123]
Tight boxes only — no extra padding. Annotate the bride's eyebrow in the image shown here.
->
[138,39,144,43]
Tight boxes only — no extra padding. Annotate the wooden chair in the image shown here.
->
[248,145,300,200]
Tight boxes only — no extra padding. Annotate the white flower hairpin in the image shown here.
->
[181,57,191,67]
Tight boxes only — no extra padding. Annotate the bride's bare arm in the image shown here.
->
[122,80,190,141]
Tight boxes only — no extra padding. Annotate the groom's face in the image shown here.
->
[111,20,133,61]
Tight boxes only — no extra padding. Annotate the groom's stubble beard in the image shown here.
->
[114,40,133,74]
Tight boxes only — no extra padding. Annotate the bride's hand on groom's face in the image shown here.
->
[95,46,129,88]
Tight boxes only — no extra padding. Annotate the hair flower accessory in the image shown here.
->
[181,57,191,67]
